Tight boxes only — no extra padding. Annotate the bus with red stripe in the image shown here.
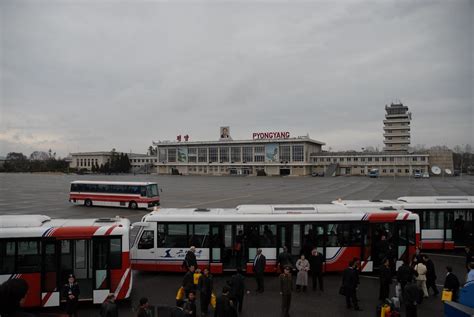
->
[0,215,132,308]
[69,181,160,209]
[333,196,474,250]
[130,204,419,274]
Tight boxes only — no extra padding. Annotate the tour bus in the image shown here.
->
[0,215,132,308]
[69,181,160,209]
[130,204,419,274]
[333,196,474,249]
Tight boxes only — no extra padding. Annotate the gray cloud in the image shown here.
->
[0,0,472,156]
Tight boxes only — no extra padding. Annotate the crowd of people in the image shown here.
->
[1,245,473,317]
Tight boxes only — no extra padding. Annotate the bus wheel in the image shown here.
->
[129,201,138,209]
[85,199,93,207]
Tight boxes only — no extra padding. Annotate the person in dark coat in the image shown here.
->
[183,265,196,298]
[379,258,392,301]
[397,259,414,297]
[100,294,118,317]
[136,297,152,317]
[404,278,420,317]
[466,246,473,273]
[342,260,361,311]
[422,254,439,296]
[229,267,246,314]
[253,248,266,293]
[444,266,460,302]
[198,267,213,316]
[183,291,197,317]
[277,246,293,271]
[0,278,35,317]
[184,246,198,270]
[280,266,293,317]
[214,286,236,317]
[62,274,80,317]
[309,248,324,291]
[171,301,186,317]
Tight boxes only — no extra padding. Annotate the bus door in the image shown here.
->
[92,237,115,304]
[369,223,395,270]
[209,225,223,273]
[395,221,416,269]
[41,240,60,307]
[58,240,93,301]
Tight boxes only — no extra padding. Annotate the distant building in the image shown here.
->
[383,102,411,152]
[69,151,144,171]
[129,153,157,174]
[153,132,325,176]
[310,151,429,177]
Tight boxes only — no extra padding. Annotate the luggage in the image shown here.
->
[441,289,453,301]
[377,304,391,317]
[386,311,400,317]
[176,286,185,301]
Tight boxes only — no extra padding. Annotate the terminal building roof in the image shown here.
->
[153,136,325,146]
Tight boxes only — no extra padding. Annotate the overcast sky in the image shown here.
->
[1,0,472,157]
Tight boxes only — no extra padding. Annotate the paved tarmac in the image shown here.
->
[0,173,472,316]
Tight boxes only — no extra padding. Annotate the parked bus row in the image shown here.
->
[333,196,474,249]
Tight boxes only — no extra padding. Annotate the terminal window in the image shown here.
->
[292,145,304,162]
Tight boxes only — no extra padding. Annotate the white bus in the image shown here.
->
[69,181,160,209]
[130,204,419,274]
[333,196,474,249]
[0,215,132,308]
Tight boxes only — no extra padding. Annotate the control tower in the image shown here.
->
[383,102,411,152]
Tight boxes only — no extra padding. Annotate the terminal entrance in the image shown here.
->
[280,168,290,176]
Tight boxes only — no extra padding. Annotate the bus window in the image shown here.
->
[0,241,15,274]
[140,186,147,197]
[93,239,109,290]
[147,184,159,197]
[43,242,58,292]
[138,231,155,249]
[164,224,187,248]
[110,238,122,269]
[189,224,209,248]
[17,240,40,273]
[260,224,276,247]
[157,224,165,247]
[326,224,338,247]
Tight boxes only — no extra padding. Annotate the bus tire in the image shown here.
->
[85,199,93,207]
[129,201,138,209]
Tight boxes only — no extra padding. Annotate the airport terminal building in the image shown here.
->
[153,131,325,176]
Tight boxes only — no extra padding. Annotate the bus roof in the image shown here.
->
[71,180,157,186]
[332,196,474,208]
[0,214,130,229]
[140,204,417,223]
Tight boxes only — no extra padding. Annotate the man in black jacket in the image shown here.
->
[229,268,246,314]
[309,248,324,292]
[404,278,422,317]
[342,260,361,311]
[215,286,236,317]
[183,265,196,298]
[277,246,293,271]
[422,254,439,296]
[444,266,460,302]
[62,274,80,317]
[253,249,266,293]
[184,246,198,270]
[100,294,118,317]
[397,259,414,297]
[379,258,392,301]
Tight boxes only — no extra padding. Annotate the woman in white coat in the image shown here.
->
[296,254,310,292]
[414,259,429,297]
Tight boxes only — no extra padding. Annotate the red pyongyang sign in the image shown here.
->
[252,131,290,140]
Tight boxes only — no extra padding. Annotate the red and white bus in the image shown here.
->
[333,196,474,250]
[69,181,160,209]
[0,215,132,308]
[131,204,419,274]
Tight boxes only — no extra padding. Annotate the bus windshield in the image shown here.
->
[147,184,159,197]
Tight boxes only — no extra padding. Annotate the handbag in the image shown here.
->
[210,292,217,309]
[338,286,345,296]
[176,286,185,301]
[441,289,452,302]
